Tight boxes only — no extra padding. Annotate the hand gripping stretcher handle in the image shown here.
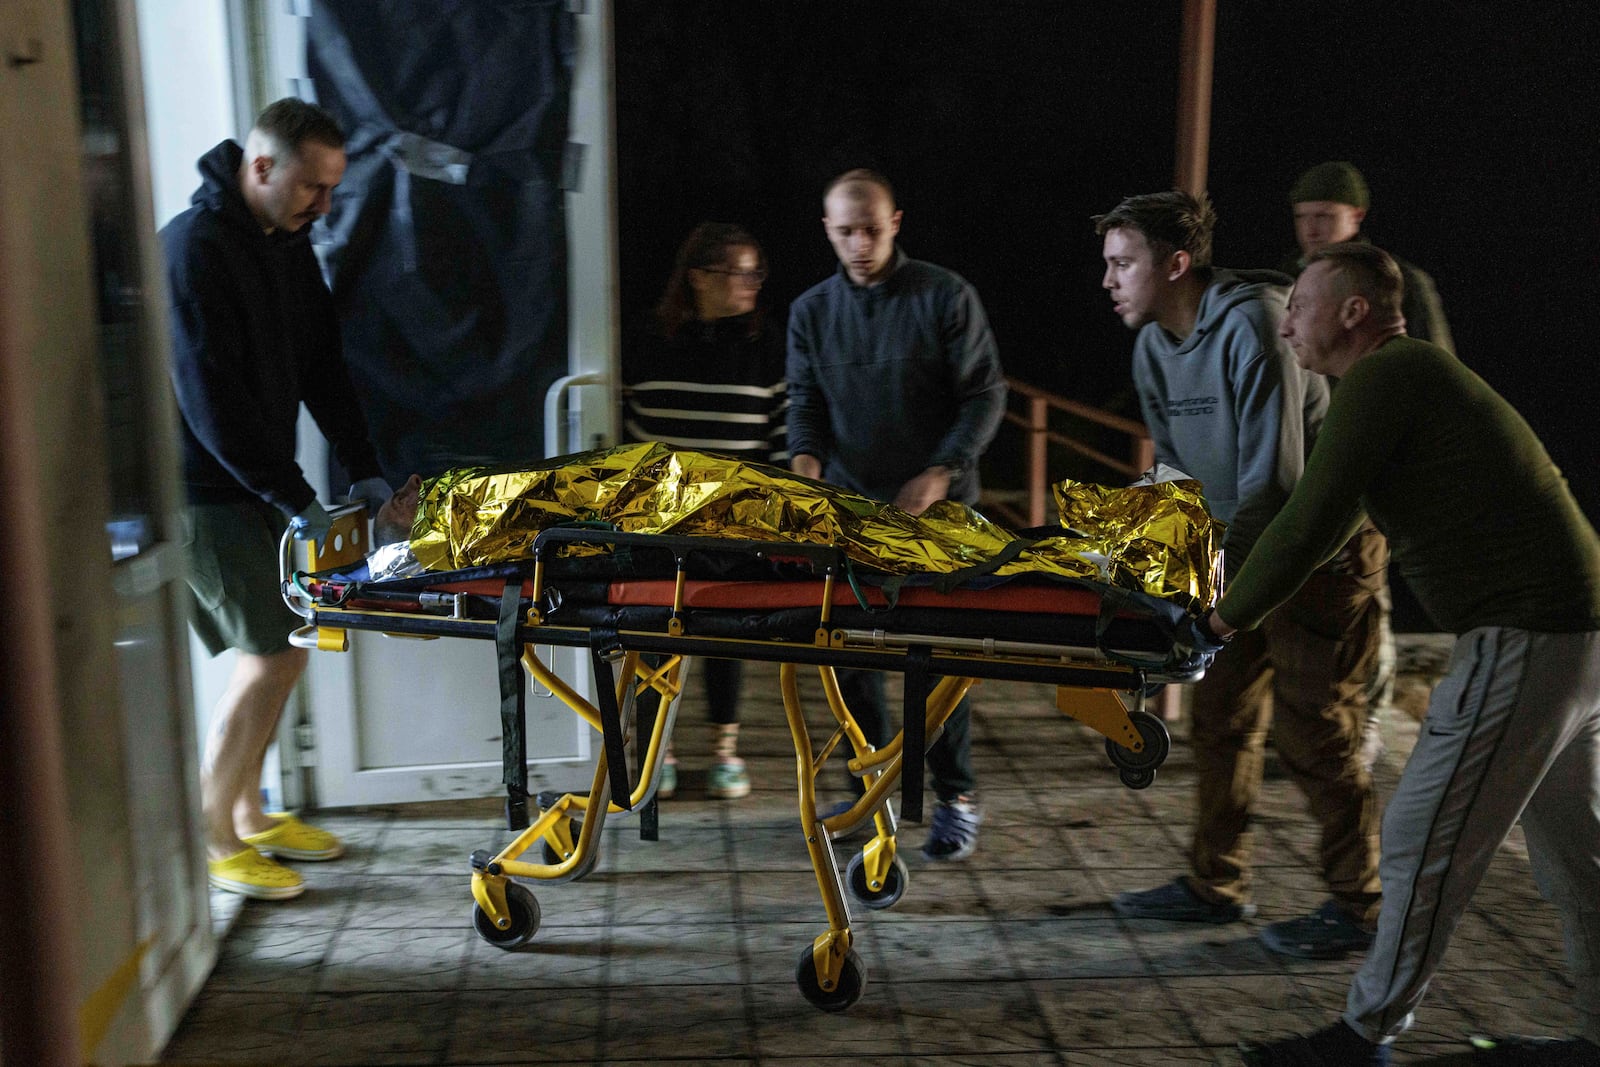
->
[281,502,370,645]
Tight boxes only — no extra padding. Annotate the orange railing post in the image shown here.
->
[1028,395,1049,527]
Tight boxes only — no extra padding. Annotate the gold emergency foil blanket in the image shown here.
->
[1053,477,1223,608]
[411,443,1221,610]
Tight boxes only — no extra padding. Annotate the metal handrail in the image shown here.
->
[989,377,1155,528]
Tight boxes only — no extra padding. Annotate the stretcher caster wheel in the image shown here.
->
[1119,769,1156,790]
[472,882,540,948]
[795,945,867,1012]
[845,851,909,910]
[1105,709,1170,781]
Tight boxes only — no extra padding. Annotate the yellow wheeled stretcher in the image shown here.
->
[283,514,1205,1011]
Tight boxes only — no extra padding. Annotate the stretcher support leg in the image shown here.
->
[902,646,931,822]
[781,665,855,931]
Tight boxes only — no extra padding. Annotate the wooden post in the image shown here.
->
[1029,396,1049,527]
[1174,0,1216,196]
[1171,0,1216,726]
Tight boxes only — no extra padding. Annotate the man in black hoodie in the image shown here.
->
[161,98,390,901]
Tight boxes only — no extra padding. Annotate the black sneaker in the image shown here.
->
[1258,900,1376,960]
[1468,1034,1600,1064]
[1111,877,1256,923]
[1239,1021,1391,1066]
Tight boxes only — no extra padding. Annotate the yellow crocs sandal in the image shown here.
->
[208,847,305,900]
[242,813,346,862]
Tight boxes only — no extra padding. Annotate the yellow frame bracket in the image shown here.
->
[810,928,852,992]
[471,872,512,930]
[540,812,579,863]
[858,833,897,891]
[1057,687,1142,751]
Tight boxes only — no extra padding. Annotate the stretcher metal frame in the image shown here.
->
[283,510,1201,1011]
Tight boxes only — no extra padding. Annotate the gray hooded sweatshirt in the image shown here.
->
[1132,268,1328,579]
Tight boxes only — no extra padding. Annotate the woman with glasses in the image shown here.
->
[622,221,788,800]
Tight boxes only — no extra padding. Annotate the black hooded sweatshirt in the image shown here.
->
[160,140,381,515]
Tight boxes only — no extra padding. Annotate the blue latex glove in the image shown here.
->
[289,499,333,542]
[1176,610,1230,667]
[345,476,394,514]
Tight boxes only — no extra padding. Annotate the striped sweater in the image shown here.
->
[621,313,787,463]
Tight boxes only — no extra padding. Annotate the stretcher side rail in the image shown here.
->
[302,604,1189,688]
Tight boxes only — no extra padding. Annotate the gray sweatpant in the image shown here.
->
[1345,627,1600,1044]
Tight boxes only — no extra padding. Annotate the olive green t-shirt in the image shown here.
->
[1219,337,1600,634]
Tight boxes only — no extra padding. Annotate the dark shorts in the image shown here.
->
[184,499,300,657]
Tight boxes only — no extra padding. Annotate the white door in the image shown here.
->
[300,620,599,807]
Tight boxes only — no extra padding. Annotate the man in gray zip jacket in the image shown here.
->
[788,168,1007,862]
[1096,191,1388,959]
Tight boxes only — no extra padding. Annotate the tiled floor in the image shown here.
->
[161,649,1582,1066]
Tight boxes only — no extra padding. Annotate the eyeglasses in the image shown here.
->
[697,267,768,284]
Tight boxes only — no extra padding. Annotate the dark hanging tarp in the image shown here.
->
[308,0,575,481]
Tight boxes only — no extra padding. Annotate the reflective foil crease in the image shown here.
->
[410,443,1222,611]
[1053,476,1223,609]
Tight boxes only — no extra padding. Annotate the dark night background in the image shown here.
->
[614,1,1600,601]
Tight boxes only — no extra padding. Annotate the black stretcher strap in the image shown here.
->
[901,645,931,823]
[849,537,1038,609]
[587,626,635,811]
[495,576,530,830]
[928,535,1042,593]
[639,792,659,841]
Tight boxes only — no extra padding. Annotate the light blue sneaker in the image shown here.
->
[656,758,677,800]
[706,757,750,799]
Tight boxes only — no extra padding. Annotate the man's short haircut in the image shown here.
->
[1092,190,1217,269]
[823,167,895,207]
[1306,242,1405,318]
[253,98,346,156]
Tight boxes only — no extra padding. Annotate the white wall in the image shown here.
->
[135,0,236,227]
